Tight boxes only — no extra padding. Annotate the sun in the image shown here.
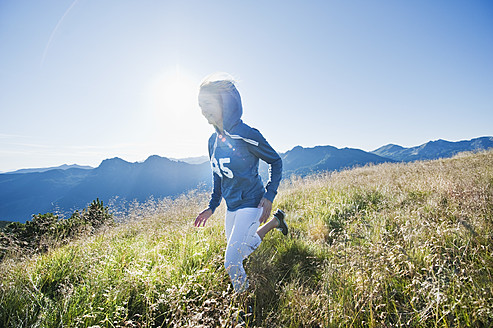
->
[146,67,212,158]
[150,67,198,121]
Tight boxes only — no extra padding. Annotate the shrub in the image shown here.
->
[0,199,112,260]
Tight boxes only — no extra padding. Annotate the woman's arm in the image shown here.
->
[247,129,283,202]
[194,208,212,227]
[195,134,222,227]
[195,171,222,227]
[247,129,283,222]
[208,172,222,213]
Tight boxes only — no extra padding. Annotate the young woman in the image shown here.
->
[194,73,288,293]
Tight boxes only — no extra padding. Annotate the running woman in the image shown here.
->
[194,73,288,293]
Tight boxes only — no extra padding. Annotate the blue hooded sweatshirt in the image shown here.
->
[206,82,282,213]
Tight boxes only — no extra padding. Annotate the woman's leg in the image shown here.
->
[258,209,288,239]
[256,217,279,240]
[224,209,235,242]
[224,207,262,293]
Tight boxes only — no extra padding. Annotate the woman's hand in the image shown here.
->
[194,208,213,227]
[258,198,273,224]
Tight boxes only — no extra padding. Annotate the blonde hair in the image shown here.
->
[199,73,240,107]
[200,72,237,89]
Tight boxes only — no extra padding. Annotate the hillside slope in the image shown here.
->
[1,151,492,327]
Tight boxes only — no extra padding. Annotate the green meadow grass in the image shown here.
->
[1,150,492,327]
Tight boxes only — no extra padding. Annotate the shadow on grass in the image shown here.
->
[247,236,325,325]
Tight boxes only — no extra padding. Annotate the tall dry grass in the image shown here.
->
[0,150,492,327]
[265,150,493,327]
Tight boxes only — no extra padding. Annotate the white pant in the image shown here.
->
[224,207,262,293]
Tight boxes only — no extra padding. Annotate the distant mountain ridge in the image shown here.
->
[372,136,493,162]
[0,156,211,223]
[55,156,211,213]
[171,156,209,165]
[282,145,393,176]
[4,164,93,174]
[1,136,492,223]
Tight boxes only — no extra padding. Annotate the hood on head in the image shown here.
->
[202,80,243,132]
[219,81,243,131]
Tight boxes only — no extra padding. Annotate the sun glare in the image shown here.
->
[147,67,211,157]
[150,68,198,121]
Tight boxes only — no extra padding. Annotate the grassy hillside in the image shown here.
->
[1,151,492,327]
[0,221,11,230]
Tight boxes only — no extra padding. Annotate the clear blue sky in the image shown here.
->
[1,0,492,172]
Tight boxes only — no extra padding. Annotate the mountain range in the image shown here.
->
[3,164,93,175]
[1,136,491,223]
[372,137,493,162]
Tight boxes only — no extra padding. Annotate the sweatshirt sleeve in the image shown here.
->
[207,134,222,213]
[208,173,222,213]
[247,129,283,202]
